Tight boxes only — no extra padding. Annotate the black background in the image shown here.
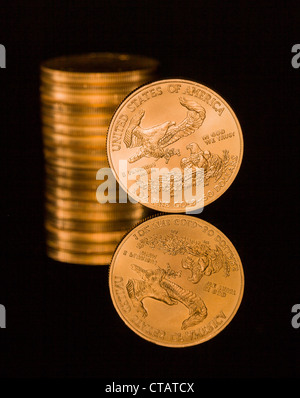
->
[0,0,299,380]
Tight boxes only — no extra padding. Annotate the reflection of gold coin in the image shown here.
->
[109,214,244,347]
[106,79,243,212]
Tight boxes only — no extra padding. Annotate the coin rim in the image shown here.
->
[40,53,160,83]
[46,246,113,265]
[106,78,244,212]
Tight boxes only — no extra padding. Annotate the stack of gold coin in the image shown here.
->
[40,53,159,265]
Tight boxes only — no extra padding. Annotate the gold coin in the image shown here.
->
[40,53,159,85]
[42,134,106,150]
[42,128,107,148]
[43,150,109,169]
[40,88,130,107]
[45,163,104,178]
[41,112,113,127]
[45,202,147,221]
[44,156,104,169]
[45,163,105,179]
[40,74,154,90]
[43,144,107,159]
[109,214,244,347]
[46,176,98,191]
[41,123,108,136]
[45,185,112,202]
[46,246,112,265]
[46,235,117,254]
[46,214,145,232]
[106,79,243,212]
[45,193,146,213]
[45,182,128,202]
[46,174,109,191]
[40,81,147,95]
[45,221,127,243]
[41,101,117,115]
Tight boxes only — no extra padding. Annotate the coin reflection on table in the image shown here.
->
[40,53,159,265]
[109,214,244,347]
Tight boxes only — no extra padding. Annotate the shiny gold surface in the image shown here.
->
[45,184,124,201]
[45,202,146,221]
[42,123,108,136]
[46,236,117,254]
[45,193,141,212]
[43,145,108,160]
[107,79,243,212]
[42,129,107,148]
[40,52,158,265]
[42,101,118,115]
[41,112,113,126]
[45,164,105,179]
[40,89,133,107]
[46,247,113,265]
[45,222,128,243]
[46,216,145,233]
[109,214,244,347]
[42,153,107,170]
[46,175,110,190]
[40,52,159,84]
